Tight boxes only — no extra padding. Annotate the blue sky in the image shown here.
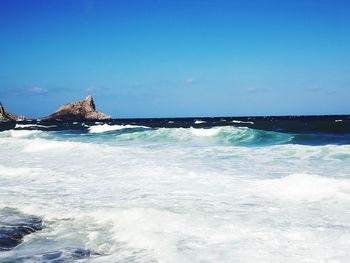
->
[1,0,349,118]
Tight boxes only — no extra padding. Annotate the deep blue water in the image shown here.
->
[3,115,350,146]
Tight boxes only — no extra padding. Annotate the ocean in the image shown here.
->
[0,116,350,262]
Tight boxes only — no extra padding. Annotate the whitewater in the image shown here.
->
[1,118,350,262]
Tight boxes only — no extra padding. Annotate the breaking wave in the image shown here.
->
[15,124,58,129]
[194,120,206,124]
[113,126,293,146]
[88,124,150,133]
[231,120,254,124]
[0,130,44,138]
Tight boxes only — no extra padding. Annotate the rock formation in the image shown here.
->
[41,96,112,121]
[0,101,23,122]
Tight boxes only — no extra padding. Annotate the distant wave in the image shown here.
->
[0,130,43,138]
[89,124,150,133]
[194,120,206,124]
[190,127,221,136]
[231,120,254,125]
[15,124,58,129]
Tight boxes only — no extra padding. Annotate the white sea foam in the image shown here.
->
[15,124,36,128]
[194,120,206,124]
[190,127,222,136]
[0,165,43,177]
[10,130,43,138]
[89,124,149,133]
[15,124,57,128]
[255,173,350,201]
[113,126,293,146]
[21,139,88,152]
[114,126,228,142]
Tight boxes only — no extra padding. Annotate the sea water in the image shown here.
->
[0,116,350,262]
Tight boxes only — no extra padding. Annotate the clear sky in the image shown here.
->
[0,0,349,118]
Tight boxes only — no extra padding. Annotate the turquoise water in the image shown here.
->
[0,118,350,262]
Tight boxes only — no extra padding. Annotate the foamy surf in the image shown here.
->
[0,118,350,262]
[190,127,222,136]
[255,173,350,201]
[9,130,43,138]
[15,124,58,129]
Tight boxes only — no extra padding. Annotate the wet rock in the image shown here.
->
[0,121,16,131]
[0,208,42,251]
[5,247,98,262]
[39,247,94,261]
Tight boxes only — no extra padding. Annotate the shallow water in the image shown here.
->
[1,118,350,262]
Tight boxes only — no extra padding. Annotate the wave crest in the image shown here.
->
[114,126,293,146]
[88,124,149,133]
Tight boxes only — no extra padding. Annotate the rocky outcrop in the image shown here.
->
[0,102,23,122]
[41,96,112,121]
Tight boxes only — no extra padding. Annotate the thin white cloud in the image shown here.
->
[247,87,266,93]
[300,81,321,92]
[85,86,103,94]
[28,87,48,94]
[184,78,195,84]
[306,87,322,92]
[247,87,257,93]
[85,87,95,93]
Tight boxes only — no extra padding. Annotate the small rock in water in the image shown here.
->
[12,247,96,262]
[0,209,99,261]
[0,208,42,251]
[41,247,93,260]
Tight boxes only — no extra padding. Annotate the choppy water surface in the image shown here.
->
[1,116,350,262]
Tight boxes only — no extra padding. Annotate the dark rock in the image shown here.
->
[38,247,94,261]
[0,102,25,122]
[41,96,112,121]
[0,121,16,131]
[0,209,100,262]
[3,247,98,262]
[0,208,42,251]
